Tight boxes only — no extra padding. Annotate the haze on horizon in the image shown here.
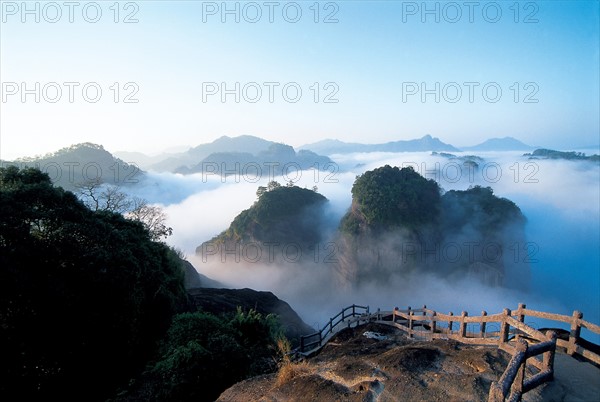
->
[1,1,599,160]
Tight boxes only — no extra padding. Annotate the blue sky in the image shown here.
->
[1,0,599,159]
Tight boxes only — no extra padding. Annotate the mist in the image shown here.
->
[127,151,599,339]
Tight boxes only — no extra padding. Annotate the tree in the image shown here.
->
[256,186,267,199]
[76,178,103,211]
[76,180,172,240]
[0,166,187,401]
[76,179,132,213]
[101,185,132,213]
[267,180,281,191]
[126,197,173,241]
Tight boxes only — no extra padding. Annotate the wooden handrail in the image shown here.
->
[489,331,557,401]
[299,304,369,353]
[297,303,598,401]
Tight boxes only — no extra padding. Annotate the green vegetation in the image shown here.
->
[209,184,327,245]
[76,179,173,240]
[342,165,441,233]
[340,166,524,239]
[0,166,187,400]
[249,184,325,228]
[338,166,527,283]
[119,308,282,402]
[441,185,525,236]
[0,166,286,401]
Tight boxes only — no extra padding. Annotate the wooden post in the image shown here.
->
[318,331,322,347]
[393,307,398,323]
[517,303,526,322]
[511,339,528,397]
[460,311,468,338]
[568,310,583,355]
[448,312,454,333]
[544,330,557,379]
[500,308,511,346]
[431,311,437,335]
[423,305,427,316]
[300,336,305,352]
[488,382,504,402]
[408,307,414,339]
[377,307,381,321]
[352,305,356,316]
[480,311,487,338]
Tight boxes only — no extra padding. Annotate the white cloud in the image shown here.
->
[123,152,599,336]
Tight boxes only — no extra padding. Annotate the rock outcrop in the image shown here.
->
[218,323,511,401]
[188,287,314,342]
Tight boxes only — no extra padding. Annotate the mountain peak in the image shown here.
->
[70,142,105,150]
[462,137,534,151]
[8,142,143,191]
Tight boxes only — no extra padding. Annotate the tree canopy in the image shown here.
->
[0,166,187,400]
[121,308,281,402]
[220,184,327,242]
[344,165,441,232]
[440,185,525,235]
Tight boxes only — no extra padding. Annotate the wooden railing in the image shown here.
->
[489,335,557,402]
[508,303,600,363]
[298,303,600,401]
[299,304,369,353]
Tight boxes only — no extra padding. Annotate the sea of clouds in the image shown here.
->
[124,151,599,339]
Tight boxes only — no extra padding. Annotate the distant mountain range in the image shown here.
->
[300,135,460,154]
[4,135,570,189]
[116,135,332,175]
[144,135,277,172]
[176,143,332,177]
[113,135,542,170]
[300,135,539,155]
